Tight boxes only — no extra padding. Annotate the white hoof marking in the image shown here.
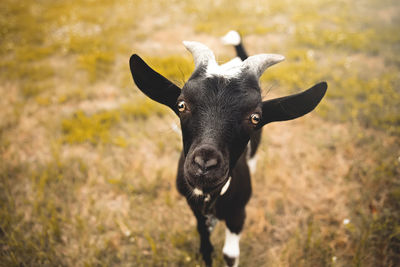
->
[223,228,240,259]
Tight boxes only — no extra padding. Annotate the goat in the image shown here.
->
[129,34,327,266]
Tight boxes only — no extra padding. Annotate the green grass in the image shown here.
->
[61,98,168,145]
[143,55,194,85]
[344,133,400,266]
[62,110,121,145]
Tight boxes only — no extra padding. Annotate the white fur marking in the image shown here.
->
[220,57,242,69]
[223,228,240,259]
[247,156,258,174]
[170,122,180,134]
[221,30,241,46]
[193,187,203,196]
[220,177,231,196]
[206,63,242,78]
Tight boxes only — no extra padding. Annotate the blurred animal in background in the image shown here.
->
[129,31,327,267]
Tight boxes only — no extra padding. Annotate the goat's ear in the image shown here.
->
[259,82,327,127]
[129,54,181,115]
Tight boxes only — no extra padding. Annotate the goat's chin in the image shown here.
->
[185,170,230,195]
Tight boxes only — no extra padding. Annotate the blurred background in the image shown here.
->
[0,0,399,266]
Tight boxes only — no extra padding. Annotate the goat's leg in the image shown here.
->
[223,207,246,267]
[193,210,214,266]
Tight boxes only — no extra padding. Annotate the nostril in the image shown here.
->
[191,145,222,174]
[204,158,218,169]
[193,155,218,172]
[194,156,205,168]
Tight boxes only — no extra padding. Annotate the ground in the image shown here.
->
[0,0,399,266]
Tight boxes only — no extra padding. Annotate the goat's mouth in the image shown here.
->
[186,170,231,196]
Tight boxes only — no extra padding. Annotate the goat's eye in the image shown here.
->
[250,113,261,125]
[177,100,186,112]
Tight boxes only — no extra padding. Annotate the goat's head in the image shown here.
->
[129,41,327,196]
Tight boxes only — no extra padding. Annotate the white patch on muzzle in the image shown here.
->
[193,187,203,196]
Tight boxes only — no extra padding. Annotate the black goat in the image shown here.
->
[129,35,327,266]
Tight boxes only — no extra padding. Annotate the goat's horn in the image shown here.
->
[183,41,217,70]
[242,54,285,78]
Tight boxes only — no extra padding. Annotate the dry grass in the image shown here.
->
[1,0,399,266]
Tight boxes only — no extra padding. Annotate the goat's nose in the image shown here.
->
[192,146,221,173]
[194,156,218,170]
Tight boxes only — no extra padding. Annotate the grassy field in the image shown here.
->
[1,0,399,266]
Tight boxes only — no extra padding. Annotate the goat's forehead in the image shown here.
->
[181,75,261,108]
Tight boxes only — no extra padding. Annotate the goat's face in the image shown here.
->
[129,41,327,195]
[179,73,262,193]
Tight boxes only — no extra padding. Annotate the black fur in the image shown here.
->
[129,42,327,266]
[233,33,248,61]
